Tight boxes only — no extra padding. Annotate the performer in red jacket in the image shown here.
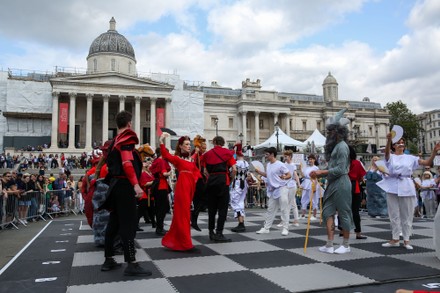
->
[203,136,236,242]
[101,110,151,277]
[159,133,201,251]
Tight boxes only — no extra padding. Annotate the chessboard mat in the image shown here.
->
[0,210,439,293]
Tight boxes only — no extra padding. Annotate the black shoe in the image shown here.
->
[213,233,232,243]
[151,222,157,229]
[101,257,122,271]
[191,222,202,232]
[136,226,144,232]
[124,262,152,277]
[356,235,368,239]
[209,230,216,241]
[231,223,246,233]
[155,228,167,236]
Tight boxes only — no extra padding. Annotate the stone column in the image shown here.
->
[68,92,76,149]
[150,97,157,147]
[102,94,109,144]
[254,111,260,145]
[119,95,126,112]
[165,98,172,149]
[134,96,141,139]
[85,94,93,150]
[241,111,247,144]
[285,114,290,136]
[50,91,59,149]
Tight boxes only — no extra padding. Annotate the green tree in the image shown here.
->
[384,100,420,154]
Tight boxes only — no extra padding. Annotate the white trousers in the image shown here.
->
[263,187,290,230]
[288,187,299,221]
[386,193,415,241]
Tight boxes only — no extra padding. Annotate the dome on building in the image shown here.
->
[323,72,338,85]
[87,17,136,61]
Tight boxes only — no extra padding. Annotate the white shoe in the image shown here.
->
[256,227,270,234]
[403,244,413,250]
[319,245,334,254]
[281,228,288,236]
[291,222,299,227]
[310,216,317,221]
[276,222,284,227]
[382,242,400,248]
[334,245,351,254]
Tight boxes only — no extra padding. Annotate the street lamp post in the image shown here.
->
[238,132,243,143]
[214,117,218,136]
[274,121,280,152]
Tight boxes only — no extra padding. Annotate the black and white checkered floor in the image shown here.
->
[1,210,440,293]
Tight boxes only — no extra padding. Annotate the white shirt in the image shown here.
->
[376,154,419,197]
[265,160,289,199]
[300,165,319,190]
[284,161,298,189]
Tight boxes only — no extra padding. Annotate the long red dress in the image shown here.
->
[160,144,201,251]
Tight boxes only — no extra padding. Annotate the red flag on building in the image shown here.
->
[156,108,164,136]
[59,103,69,134]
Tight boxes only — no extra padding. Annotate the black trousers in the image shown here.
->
[351,180,362,233]
[206,183,230,233]
[104,179,137,262]
[153,189,170,230]
[192,178,207,215]
[137,199,155,224]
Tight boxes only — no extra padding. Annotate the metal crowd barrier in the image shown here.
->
[0,189,85,230]
[246,186,267,208]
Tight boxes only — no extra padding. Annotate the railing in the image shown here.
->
[0,189,84,230]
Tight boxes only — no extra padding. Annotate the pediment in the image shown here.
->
[50,72,174,90]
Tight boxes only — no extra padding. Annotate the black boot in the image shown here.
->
[231,222,246,233]
[209,230,216,241]
[151,219,157,229]
[214,231,232,243]
[191,211,202,231]
[101,257,122,271]
[156,228,167,236]
[124,262,152,276]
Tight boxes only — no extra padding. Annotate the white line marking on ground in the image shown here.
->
[55,240,69,243]
[0,220,53,276]
[51,249,66,252]
[42,261,61,264]
[60,233,72,236]
[35,277,57,282]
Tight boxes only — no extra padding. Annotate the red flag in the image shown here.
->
[59,103,69,134]
[156,108,164,136]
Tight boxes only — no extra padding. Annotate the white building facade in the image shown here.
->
[0,18,390,155]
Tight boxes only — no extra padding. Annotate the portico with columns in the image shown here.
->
[49,73,173,153]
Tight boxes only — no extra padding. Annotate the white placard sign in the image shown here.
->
[292,154,305,165]
[434,155,440,166]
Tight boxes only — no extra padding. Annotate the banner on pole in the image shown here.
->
[59,103,69,134]
[156,108,165,136]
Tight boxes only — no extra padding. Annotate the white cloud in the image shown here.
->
[0,0,439,114]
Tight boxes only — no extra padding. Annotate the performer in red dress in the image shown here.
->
[159,133,201,251]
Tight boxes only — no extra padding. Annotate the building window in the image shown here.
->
[128,62,132,74]
[317,121,321,130]
[228,117,233,128]
[259,119,264,128]
[438,113,440,118]
[302,121,307,131]
[93,59,97,72]
[369,126,373,136]
[145,109,151,122]
[111,59,116,71]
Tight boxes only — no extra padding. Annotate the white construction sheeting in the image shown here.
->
[5,78,52,113]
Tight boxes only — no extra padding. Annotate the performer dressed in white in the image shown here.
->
[300,154,322,220]
[377,133,440,250]
[255,147,291,236]
[230,151,249,232]
[278,150,301,227]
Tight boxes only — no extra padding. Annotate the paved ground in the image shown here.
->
[1,210,440,293]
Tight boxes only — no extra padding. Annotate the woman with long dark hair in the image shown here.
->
[159,133,201,251]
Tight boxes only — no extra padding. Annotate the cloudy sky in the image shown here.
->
[0,0,439,114]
